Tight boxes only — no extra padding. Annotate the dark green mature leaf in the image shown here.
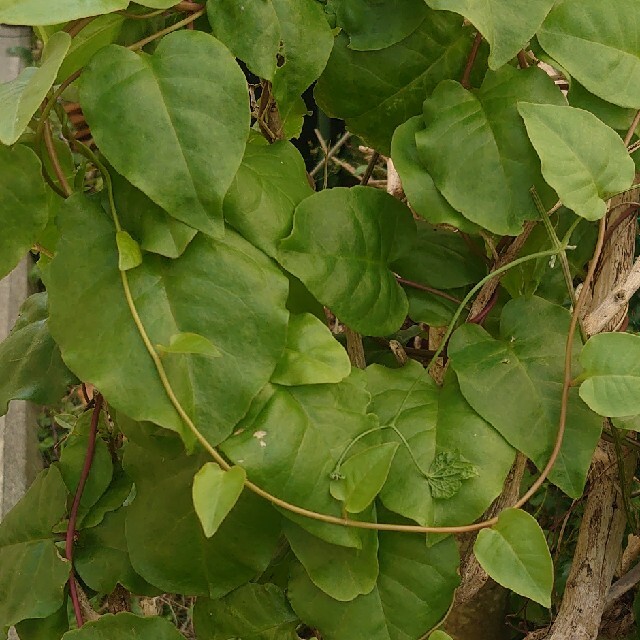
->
[193,584,299,640]
[15,604,70,640]
[315,10,475,154]
[62,613,184,640]
[124,444,281,598]
[48,194,289,448]
[518,103,635,220]
[474,508,553,607]
[538,0,640,108]
[426,0,555,69]
[0,31,70,145]
[278,186,415,336]
[0,292,76,416]
[417,66,564,235]
[449,296,602,497]
[0,0,127,25]
[224,136,313,258]
[222,374,378,548]
[0,466,69,628]
[80,31,249,237]
[327,0,427,50]
[579,333,640,417]
[289,533,460,640]
[568,81,638,132]
[80,463,132,529]
[0,144,48,280]
[367,361,514,527]
[404,287,461,327]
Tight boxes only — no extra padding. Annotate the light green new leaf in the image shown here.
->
[124,444,281,598]
[80,31,249,237]
[48,194,289,448]
[62,613,184,640]
[193,584,299,640]
[474,508,553,607]
[0,293,76,416]
[0,0,127,25]
[518,103,635,220]
[289,533,460,640]
[224,136,313,258]
[430,633,454,640]
[579,333,640,417]
[0,31,70,145]
[328,0,427,51]
[316,10,475,154]
[192,463,246,538]
[157,332,221,358]
[331,443,399,514]
[272,313,351,386]
[0,466,69,629]
[449,296,602,497]
[538,0,640,108]
[278,187,416,336]
[0,144,48,279]
[116,230,142,271]
[417,66,565,235]
[426,0,555,69]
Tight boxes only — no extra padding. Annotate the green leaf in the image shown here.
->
[474,508,553,607]
[425,0,556,69]
[0,31,70,145]
[0,144,48,280]
[404,286,462,327]
[315,10,475,154]
[124,444,281,598]
[0,0,127,25]
[79,463,133,529]
[193,584,299,640]
[538,0,640,108]
[611,414,640,431]
[61,612,185,640]
[331,443,399,513]
[430,633,454,640]
[224,135,313,258]
[579,333,640,417]
[222,375,378,548]
[0,292,76,416]
[47,194,289,448]
[15,604,70,640]
[278,186,416,336]
[192,463,246,538]
[448,296,602,497]
[80,31,249,237]
[116,230,142,271]
[289,533,460,640]
[425,451,479,500]
[417,66,565,235]
[0,466,69,628]
[157,332,221,358]
[328,0,427,51]
[272,313,351,386]
[568,80,638,133]
[518,103,635,220]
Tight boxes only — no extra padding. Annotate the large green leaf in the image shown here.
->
[15,604,70,640]
[47,194,289,447]
[80,31,249,237]
[278,186,416,336]
[0,466,69,628]
[518,103,635,220]
[0,292,76,416]
[426,0,556,69]
[568,80,638,133]
[538,0,640,108]
[289,533,460,640]
[315,10,475,154]
[0,31,70,145]
[579,333,640,417]
[367,361,514,527]
[221,374,378,548]
[124,444,281,598]
[416,66,565,235]
[224,136,313,258]
[62,613,184,640]
[404,287,461,327]
[0,0,127,25]
[0,144,48,280]
[193,584,299,640]
[474,508,553,607]
[448,296,602,497]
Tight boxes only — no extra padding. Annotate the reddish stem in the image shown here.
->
[396,276,463,305]
[461,32,483,89]
[468,287,499,324]
[66,393,103,628]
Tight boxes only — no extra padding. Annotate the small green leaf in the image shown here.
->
[157,332,221,359]
[518,103,635,220]
[331,442,399,513]
[61,612,185,640]
[426,451,479,500]
[430,631,454,640]
[474,508,553,607]
[192,463,246,538]
[0,0,128,25]
[116,230,142,271]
